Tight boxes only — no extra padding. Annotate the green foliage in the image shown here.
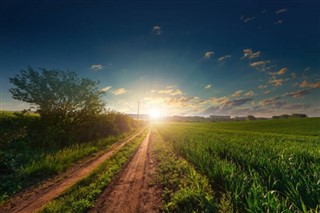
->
[9,67,109,146]
[154,119,320,212]
[40,130,148,213]
[151,129,217,212]
[9,67,104,120]
[0,110,140,205]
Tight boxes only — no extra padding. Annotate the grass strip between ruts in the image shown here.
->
[40,129,148,213]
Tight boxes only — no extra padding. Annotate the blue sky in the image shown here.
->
[1,0,319,117]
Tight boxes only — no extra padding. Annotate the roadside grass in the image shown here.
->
[150,128,218,213]
[154,121,320,212]
[0,128,140,206]
[40,129,148,213]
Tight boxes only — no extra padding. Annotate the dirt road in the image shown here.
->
[89,130,161,213]
[0,128,146,213]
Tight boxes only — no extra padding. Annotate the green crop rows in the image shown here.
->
[154,119,320,212]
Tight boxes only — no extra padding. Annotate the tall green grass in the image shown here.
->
[151,128,217,212]
[155,119,320,212]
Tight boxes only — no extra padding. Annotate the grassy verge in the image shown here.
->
[150,128,218,213]
[40,129,148,212]
[0,128,141,205]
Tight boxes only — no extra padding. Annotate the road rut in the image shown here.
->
[89,130,161,213]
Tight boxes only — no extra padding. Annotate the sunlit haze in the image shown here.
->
[0,1,319,117]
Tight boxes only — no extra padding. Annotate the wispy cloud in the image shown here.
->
[263,90,271,95]
[304,67,311,72]
[299,80,320,89]
[91,64,103,71]
[152,25,162,35]
[242,49,261,59]
[259,96,285,107]
[245,91,256,96]
[284,90,310,98]
[218,55,231,62]
[151,86,183,96]
[274,20,283,25]
[269,77,284,86]
[112,88,127,95]
[100,86,112,93]
[275,8,288,14]
[258,85,268,89]
[291,73,296,79]
[240,15,255,23]
[204,84,212,89]
[204,51,214,59]
[270,67,288,76]
[231,90,243,97]
[209,96,230,105]
[202,97,253,114]
[250,60,270,71]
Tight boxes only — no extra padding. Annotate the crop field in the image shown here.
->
[154,118,320,212]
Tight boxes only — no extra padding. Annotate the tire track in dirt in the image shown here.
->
[0,128,147,213]
[89,130,161,213]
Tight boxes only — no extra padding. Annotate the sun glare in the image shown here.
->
[149,109,161,119]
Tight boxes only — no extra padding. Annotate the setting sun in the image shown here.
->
[149,109,161,119]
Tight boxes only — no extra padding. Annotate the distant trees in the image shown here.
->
[272,114,308,119]
[247,115,256,120]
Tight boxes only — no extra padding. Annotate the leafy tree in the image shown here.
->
[9,67,105,126]
[9,67,107,145]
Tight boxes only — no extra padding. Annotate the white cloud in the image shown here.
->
[245,91,256,96]
[90,64,103,71]
[151,86,183,96]
[269,77,284,86]
[204,51,214,59]
[152,25,162,35]
[218,55,231,62]
[275,8,288,14]
[112,88,127,95]
[242,49,261,59]
[204,84,212,89]
[258,85,268,89]
[231,90,243,97]
[100,86,112,92]
[158,88,182,96]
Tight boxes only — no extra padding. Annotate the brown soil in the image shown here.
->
[0,128,146,213]
[89,130,162,213]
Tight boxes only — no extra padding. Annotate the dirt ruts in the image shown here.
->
[0,128,147,213]
[89,130,162,213]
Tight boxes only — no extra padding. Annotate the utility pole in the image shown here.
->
[137,100,140,121]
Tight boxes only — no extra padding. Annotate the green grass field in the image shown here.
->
[154,118,320,212]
